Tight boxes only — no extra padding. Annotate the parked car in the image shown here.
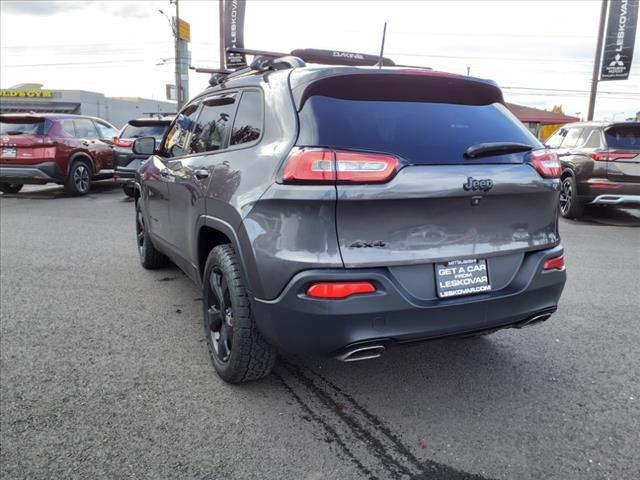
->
[113,116,173,197]
[132,60,566,383]
[544,121,640,218]
[0,113,118,195]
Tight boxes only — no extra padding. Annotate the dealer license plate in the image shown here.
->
[435,258,491,298]
[2,148,17,158]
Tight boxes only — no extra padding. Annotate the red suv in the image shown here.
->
[0,113,118,195]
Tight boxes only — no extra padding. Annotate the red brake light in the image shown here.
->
[589,152,637,161]
[306,281,376,299]
[543,255,565,271]
[282,148,399,184]
[529,150,561,178]
[114,137,133,148]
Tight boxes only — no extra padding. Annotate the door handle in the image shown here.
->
[194,169,210,179]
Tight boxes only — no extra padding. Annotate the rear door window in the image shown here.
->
[60,120,76,137]
[189,95,236,154]
[73,119,100,139]
[297,96,540,164]
[94,121,118,140]
[560,128,583,148]
[605,125,640,149]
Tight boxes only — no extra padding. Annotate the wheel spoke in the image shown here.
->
[207,305,222,331]
[218,325,231,361]
[209,270,226,311]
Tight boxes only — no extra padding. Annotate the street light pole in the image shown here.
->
[587,0,608,121]
[172,0,183,109]
[219,0,226,70]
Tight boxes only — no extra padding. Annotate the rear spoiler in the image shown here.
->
[290,70,504,110]
[129,119,172,127]
[0,114,46,123]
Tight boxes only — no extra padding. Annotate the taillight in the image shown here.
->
[528,150,561,178]
[306,281,376,299]
[543,255,565,271]
[282,148,399,184]
[36,137,55,147]
[282,149,335,182]
[589,152,637,161]
[113,137,133,148]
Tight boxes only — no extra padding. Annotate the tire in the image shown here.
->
[135,201,170,269]
[123,184,136,198]
[203,244,277,383]
[64,159,92,196]
[0,183,23,194]
[559,175,584,219]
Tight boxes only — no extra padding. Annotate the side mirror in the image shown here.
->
[132,137,156,155]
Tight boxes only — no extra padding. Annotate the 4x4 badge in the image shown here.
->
[463,177,493,192]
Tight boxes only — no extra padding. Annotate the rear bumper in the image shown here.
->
[580,179,640,204]
[252,245,566,355]
[590,194,640,205]
[0,162,65,184]
[113,156,144,184]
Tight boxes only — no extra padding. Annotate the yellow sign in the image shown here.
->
[178,19,191,42]
[0,90,53,98]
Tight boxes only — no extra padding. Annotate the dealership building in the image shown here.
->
[0,84,176,128]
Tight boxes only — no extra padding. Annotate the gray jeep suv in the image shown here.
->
[132,53,566,383]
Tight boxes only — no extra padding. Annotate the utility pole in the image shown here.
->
[219,0,226,70]
[587,0,608,121]
[172,0,183,109]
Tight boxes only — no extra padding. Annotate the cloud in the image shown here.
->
[1,0,154,18]
[1,0,89,16]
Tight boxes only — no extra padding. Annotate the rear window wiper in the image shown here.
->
[3,131,24,135]
[464,142,534,159]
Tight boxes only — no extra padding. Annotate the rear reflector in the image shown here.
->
[282,148,399,184]
[590,182,619,189]
[528,150,561,178]
[306,281,376,299]
[589,152,638,161]
[543,255,565,271]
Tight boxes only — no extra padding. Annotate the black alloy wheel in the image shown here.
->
[0,183,23,194]
[559,175,583,218]
[135,201,169,269]
[202,245,276,383]
[205,267,234,363]
[65,160,92,195]
[559,177,573,216]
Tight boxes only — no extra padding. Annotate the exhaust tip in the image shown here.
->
[335,345,386,362]
[518,312,553,328]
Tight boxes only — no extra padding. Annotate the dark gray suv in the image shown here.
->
[133,56,566,383]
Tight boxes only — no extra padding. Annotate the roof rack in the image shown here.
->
[228,47,395,67]
[196,47,429,87]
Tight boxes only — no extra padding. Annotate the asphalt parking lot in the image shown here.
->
[1,183,639,480]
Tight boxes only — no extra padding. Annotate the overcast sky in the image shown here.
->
[1,0,639,120]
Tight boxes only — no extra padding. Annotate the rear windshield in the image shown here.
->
[297,96,540,164]
[605,125,640,150]
[0,119,47,136]
[121,124,169,141]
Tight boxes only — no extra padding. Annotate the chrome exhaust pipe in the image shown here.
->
[335,345,386,362]
[518,312,552,328]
